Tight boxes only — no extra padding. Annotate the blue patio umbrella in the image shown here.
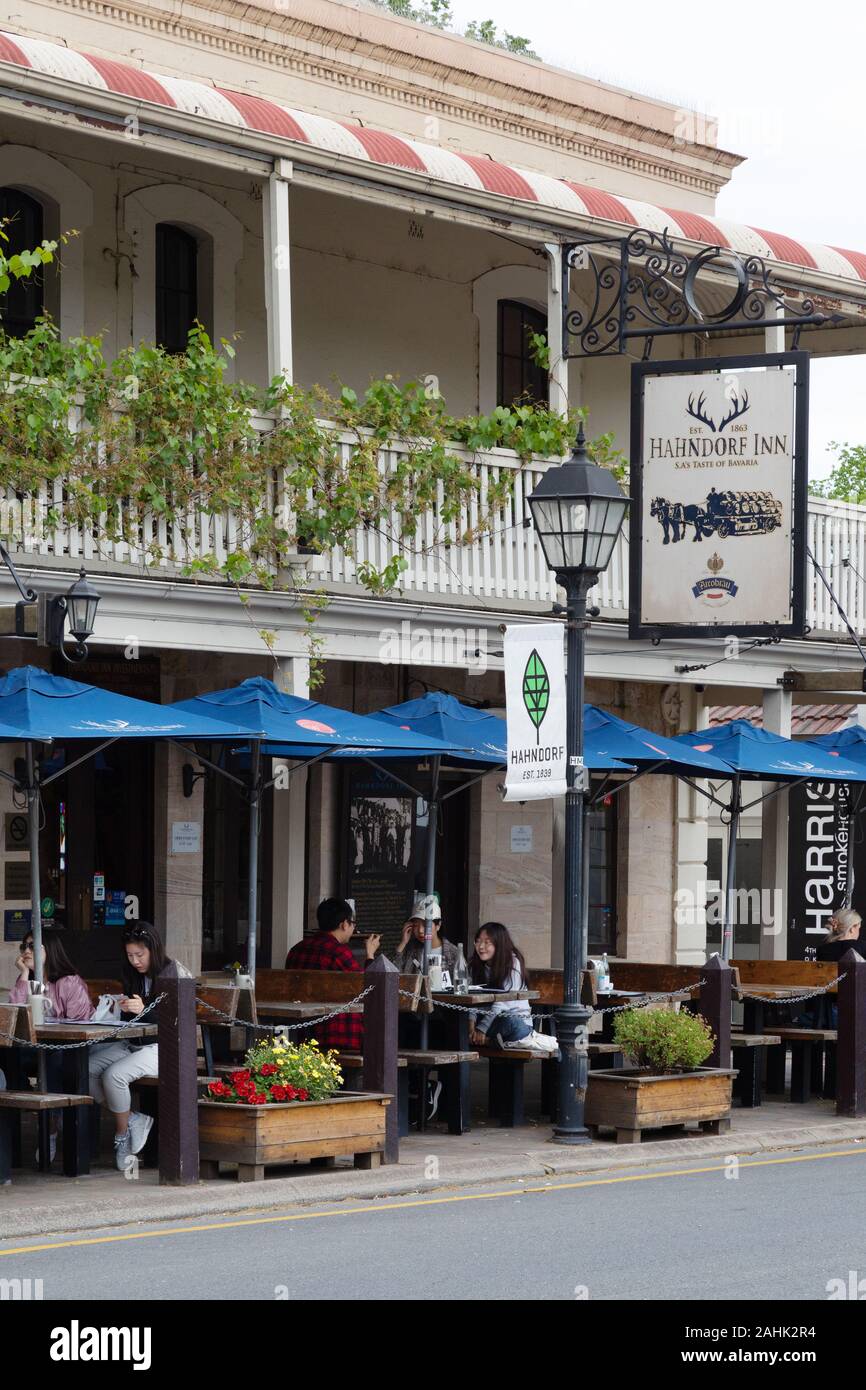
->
[584,706,733,779]
[0,667,261,986]
[670,718,866,958]
[170,677,470,977]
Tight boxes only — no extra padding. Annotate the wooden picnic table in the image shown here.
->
[427,990,539,1135]
[36,1021,157,1175]
[255,1000,363,1020]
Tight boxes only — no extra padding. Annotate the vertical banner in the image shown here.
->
[787,781,864,956]
[504,622,567,801]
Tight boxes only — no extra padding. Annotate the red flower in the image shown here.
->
[254,1091,268,1105]
[230,1069,251,1085]
[296,1088,309,1102]
[207,1081,231,1098]
[259,1063,278,1077]
[270,1085,287,1101]
[285,1085,297,1101]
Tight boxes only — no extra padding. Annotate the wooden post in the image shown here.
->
[699,953,731,1070]
[362,955,399,1165]
[836,948,866,1117]
[157,962,199,1185]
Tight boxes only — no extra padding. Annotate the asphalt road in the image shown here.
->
[3,1144,866,1301]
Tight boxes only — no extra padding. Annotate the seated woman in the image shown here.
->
[812,909,862,1029]
[88,921,176,1170]
[8,927,93,1163]
[817,908,861,961]
[10,928,93,1021]
[467,922,558,1057]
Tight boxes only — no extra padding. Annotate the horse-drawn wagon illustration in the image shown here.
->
[650,488,782,544]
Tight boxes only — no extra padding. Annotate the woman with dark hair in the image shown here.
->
[468,921,558,1057]
[88,921,180,1170]
[10,928,93,1021]
[8,927,93,1162]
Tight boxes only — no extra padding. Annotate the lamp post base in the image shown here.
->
[550,1002,593,1144]
[549,1126,592,1146]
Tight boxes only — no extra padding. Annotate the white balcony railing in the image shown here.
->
[1,417,861,638]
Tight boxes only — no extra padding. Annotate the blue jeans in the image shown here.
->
[486,1012,533,1045]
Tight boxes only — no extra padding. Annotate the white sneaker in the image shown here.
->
[34,1132,57,1165]
[114,1131,132,1171]
[127,1111,153,1155]
[525,1031,560,1055]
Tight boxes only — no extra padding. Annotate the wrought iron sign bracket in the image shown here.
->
[562,229,842,358]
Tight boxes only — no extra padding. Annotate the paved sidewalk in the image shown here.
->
[3,1098,866,1240]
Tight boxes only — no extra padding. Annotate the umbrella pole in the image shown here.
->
[722,774,741,964]
[420,757,441,1051]
[246,743,262,983]
[26,743,44,989]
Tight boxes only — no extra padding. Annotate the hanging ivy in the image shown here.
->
[0,320,625,584]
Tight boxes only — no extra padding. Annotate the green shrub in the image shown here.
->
[612,1007,714,1074]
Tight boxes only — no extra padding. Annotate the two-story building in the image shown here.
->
[0,0,864,982]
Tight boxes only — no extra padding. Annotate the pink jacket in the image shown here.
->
[9,973,94,1021]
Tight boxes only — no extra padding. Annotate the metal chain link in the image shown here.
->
[0,992,167,1051]
[735,973,845,1006]
[195,985,375,1034]
[397,981,706,1016]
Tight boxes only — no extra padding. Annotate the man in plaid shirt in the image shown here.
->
[285,898,381,1053]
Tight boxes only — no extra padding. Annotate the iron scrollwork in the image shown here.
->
[563,228,833,358]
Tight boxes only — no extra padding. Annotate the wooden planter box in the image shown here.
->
[198,1091,391,1182]
[585,1067,737,1145]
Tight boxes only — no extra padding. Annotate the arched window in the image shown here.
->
[155,223,199,353]
[497,299,547,407]
[0,187,44,337]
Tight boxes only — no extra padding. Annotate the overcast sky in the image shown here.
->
[448,0,866,480]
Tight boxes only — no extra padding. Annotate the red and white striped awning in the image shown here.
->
[2,28,865,287]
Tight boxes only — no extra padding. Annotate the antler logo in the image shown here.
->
[686,389,750,432]
[707,552,724,575]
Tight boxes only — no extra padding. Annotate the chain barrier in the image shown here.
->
[195,985,375,1034]
[0,992,167,1051]
[397,980,707,1016]
[735,973,845,1007]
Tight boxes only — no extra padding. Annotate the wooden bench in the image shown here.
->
[0,1004,94,1180]
[254,969,480,1132]
[732,960,839,1100]
[731,1034,781,1108]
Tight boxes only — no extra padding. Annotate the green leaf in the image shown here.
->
[522,649,550,738]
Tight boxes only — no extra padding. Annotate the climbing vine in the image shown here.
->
[0,321,625,677]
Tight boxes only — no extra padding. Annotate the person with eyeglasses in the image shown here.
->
[88,920,181,1171]
[7,927,93,1164]
[284,898,381,1054]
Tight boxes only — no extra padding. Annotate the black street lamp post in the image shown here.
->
[528,424,630,1143]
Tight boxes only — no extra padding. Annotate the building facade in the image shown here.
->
[1,0,865,983]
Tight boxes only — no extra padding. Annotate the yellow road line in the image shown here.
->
[2,1146,864,1257]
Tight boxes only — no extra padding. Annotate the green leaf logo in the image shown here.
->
[522,649,550,743]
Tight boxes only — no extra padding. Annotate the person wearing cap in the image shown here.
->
[394,893,459,978]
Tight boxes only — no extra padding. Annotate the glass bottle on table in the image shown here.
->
[453,944,469,992]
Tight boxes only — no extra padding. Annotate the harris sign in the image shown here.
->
[629,352,809,638]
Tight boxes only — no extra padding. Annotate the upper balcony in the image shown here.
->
[3,415,864,641]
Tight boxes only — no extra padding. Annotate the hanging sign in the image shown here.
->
[504,622,567,801]
[629,352,808,638]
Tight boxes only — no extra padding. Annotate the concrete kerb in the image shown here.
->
[3,1118,866,1242]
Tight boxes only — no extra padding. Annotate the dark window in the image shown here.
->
[0,188,44,337]
[588,789,618,953]
[155,223,198,353]
[497,298,547,407]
